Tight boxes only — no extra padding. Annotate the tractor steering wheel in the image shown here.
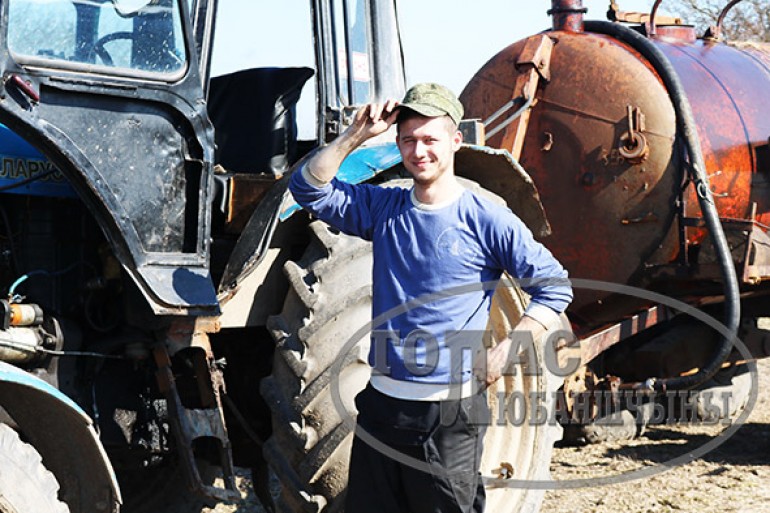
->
[93,31,135,66]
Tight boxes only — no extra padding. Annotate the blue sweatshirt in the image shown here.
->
[290,166,572,400]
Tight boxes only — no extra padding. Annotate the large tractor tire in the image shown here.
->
[0,423,69,513]
[692,363,752,422]
[261,179,563,513]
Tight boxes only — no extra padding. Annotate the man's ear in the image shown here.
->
[453,129,463,150]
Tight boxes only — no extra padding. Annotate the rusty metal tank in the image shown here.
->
[460,6,770,329]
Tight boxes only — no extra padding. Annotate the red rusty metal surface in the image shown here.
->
[578,305,672,364]
[461,31,679,326]
[649,25,697,44]
[738,42,770,70]
[654,40,770,241]
[460,27,770,331]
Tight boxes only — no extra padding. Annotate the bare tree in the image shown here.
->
[665,0,770,41]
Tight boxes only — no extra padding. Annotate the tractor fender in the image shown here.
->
[454,144,551,237]
[0,361,121,513]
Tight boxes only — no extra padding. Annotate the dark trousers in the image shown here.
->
[345,384,487,513]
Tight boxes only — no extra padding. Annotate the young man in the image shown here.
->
[289,83,572,513]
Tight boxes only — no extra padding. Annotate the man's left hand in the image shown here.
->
[473,315,547,389]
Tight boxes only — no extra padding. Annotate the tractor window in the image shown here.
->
[332,0,372,106]
[7,0,188,77]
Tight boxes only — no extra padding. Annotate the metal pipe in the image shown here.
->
[584,20,741,392]
[649,0,664,36]
[483,95,535,139]
[717,0,745,32]
[548,0,586,33]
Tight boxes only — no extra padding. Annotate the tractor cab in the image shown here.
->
[0,0,405,314]
[0,1,406,511]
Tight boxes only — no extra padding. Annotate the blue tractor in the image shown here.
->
[0,1,565,512]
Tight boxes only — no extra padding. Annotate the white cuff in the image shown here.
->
[523,303,561,331]
[301,164,331,188]
[369,375,477,401]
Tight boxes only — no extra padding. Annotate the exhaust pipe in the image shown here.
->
[548,0,587,33]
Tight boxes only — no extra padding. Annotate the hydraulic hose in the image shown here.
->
[583,20,741,391]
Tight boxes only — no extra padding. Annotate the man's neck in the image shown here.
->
[412,173,463,205]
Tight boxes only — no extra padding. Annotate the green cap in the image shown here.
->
[397,83,464,125]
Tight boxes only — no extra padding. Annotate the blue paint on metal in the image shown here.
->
[0,360,88,420]
[0,123,77,198]
[280,142,402,220]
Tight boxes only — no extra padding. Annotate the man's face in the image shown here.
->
[396,115,462,186]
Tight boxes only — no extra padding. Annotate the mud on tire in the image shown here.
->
[261,219,372,513]
[260,179,564,513]
[0,423,69,513]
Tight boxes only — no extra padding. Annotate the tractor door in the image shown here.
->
[314,0,406,141]
[214,0,406,305]
[0,0,218,315]
[187,0,217,93]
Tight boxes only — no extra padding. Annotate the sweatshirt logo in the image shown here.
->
[436,223,477,259]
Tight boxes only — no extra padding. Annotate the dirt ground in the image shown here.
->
[205,358,770,513]
[542,357,770,513]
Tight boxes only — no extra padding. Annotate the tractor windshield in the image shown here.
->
[7,0,188,78]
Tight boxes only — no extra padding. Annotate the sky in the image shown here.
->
[209,0,659,137]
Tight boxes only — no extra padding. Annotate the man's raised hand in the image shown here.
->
[349,99,400,142]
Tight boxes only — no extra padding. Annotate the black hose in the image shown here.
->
[584,20,741,391]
